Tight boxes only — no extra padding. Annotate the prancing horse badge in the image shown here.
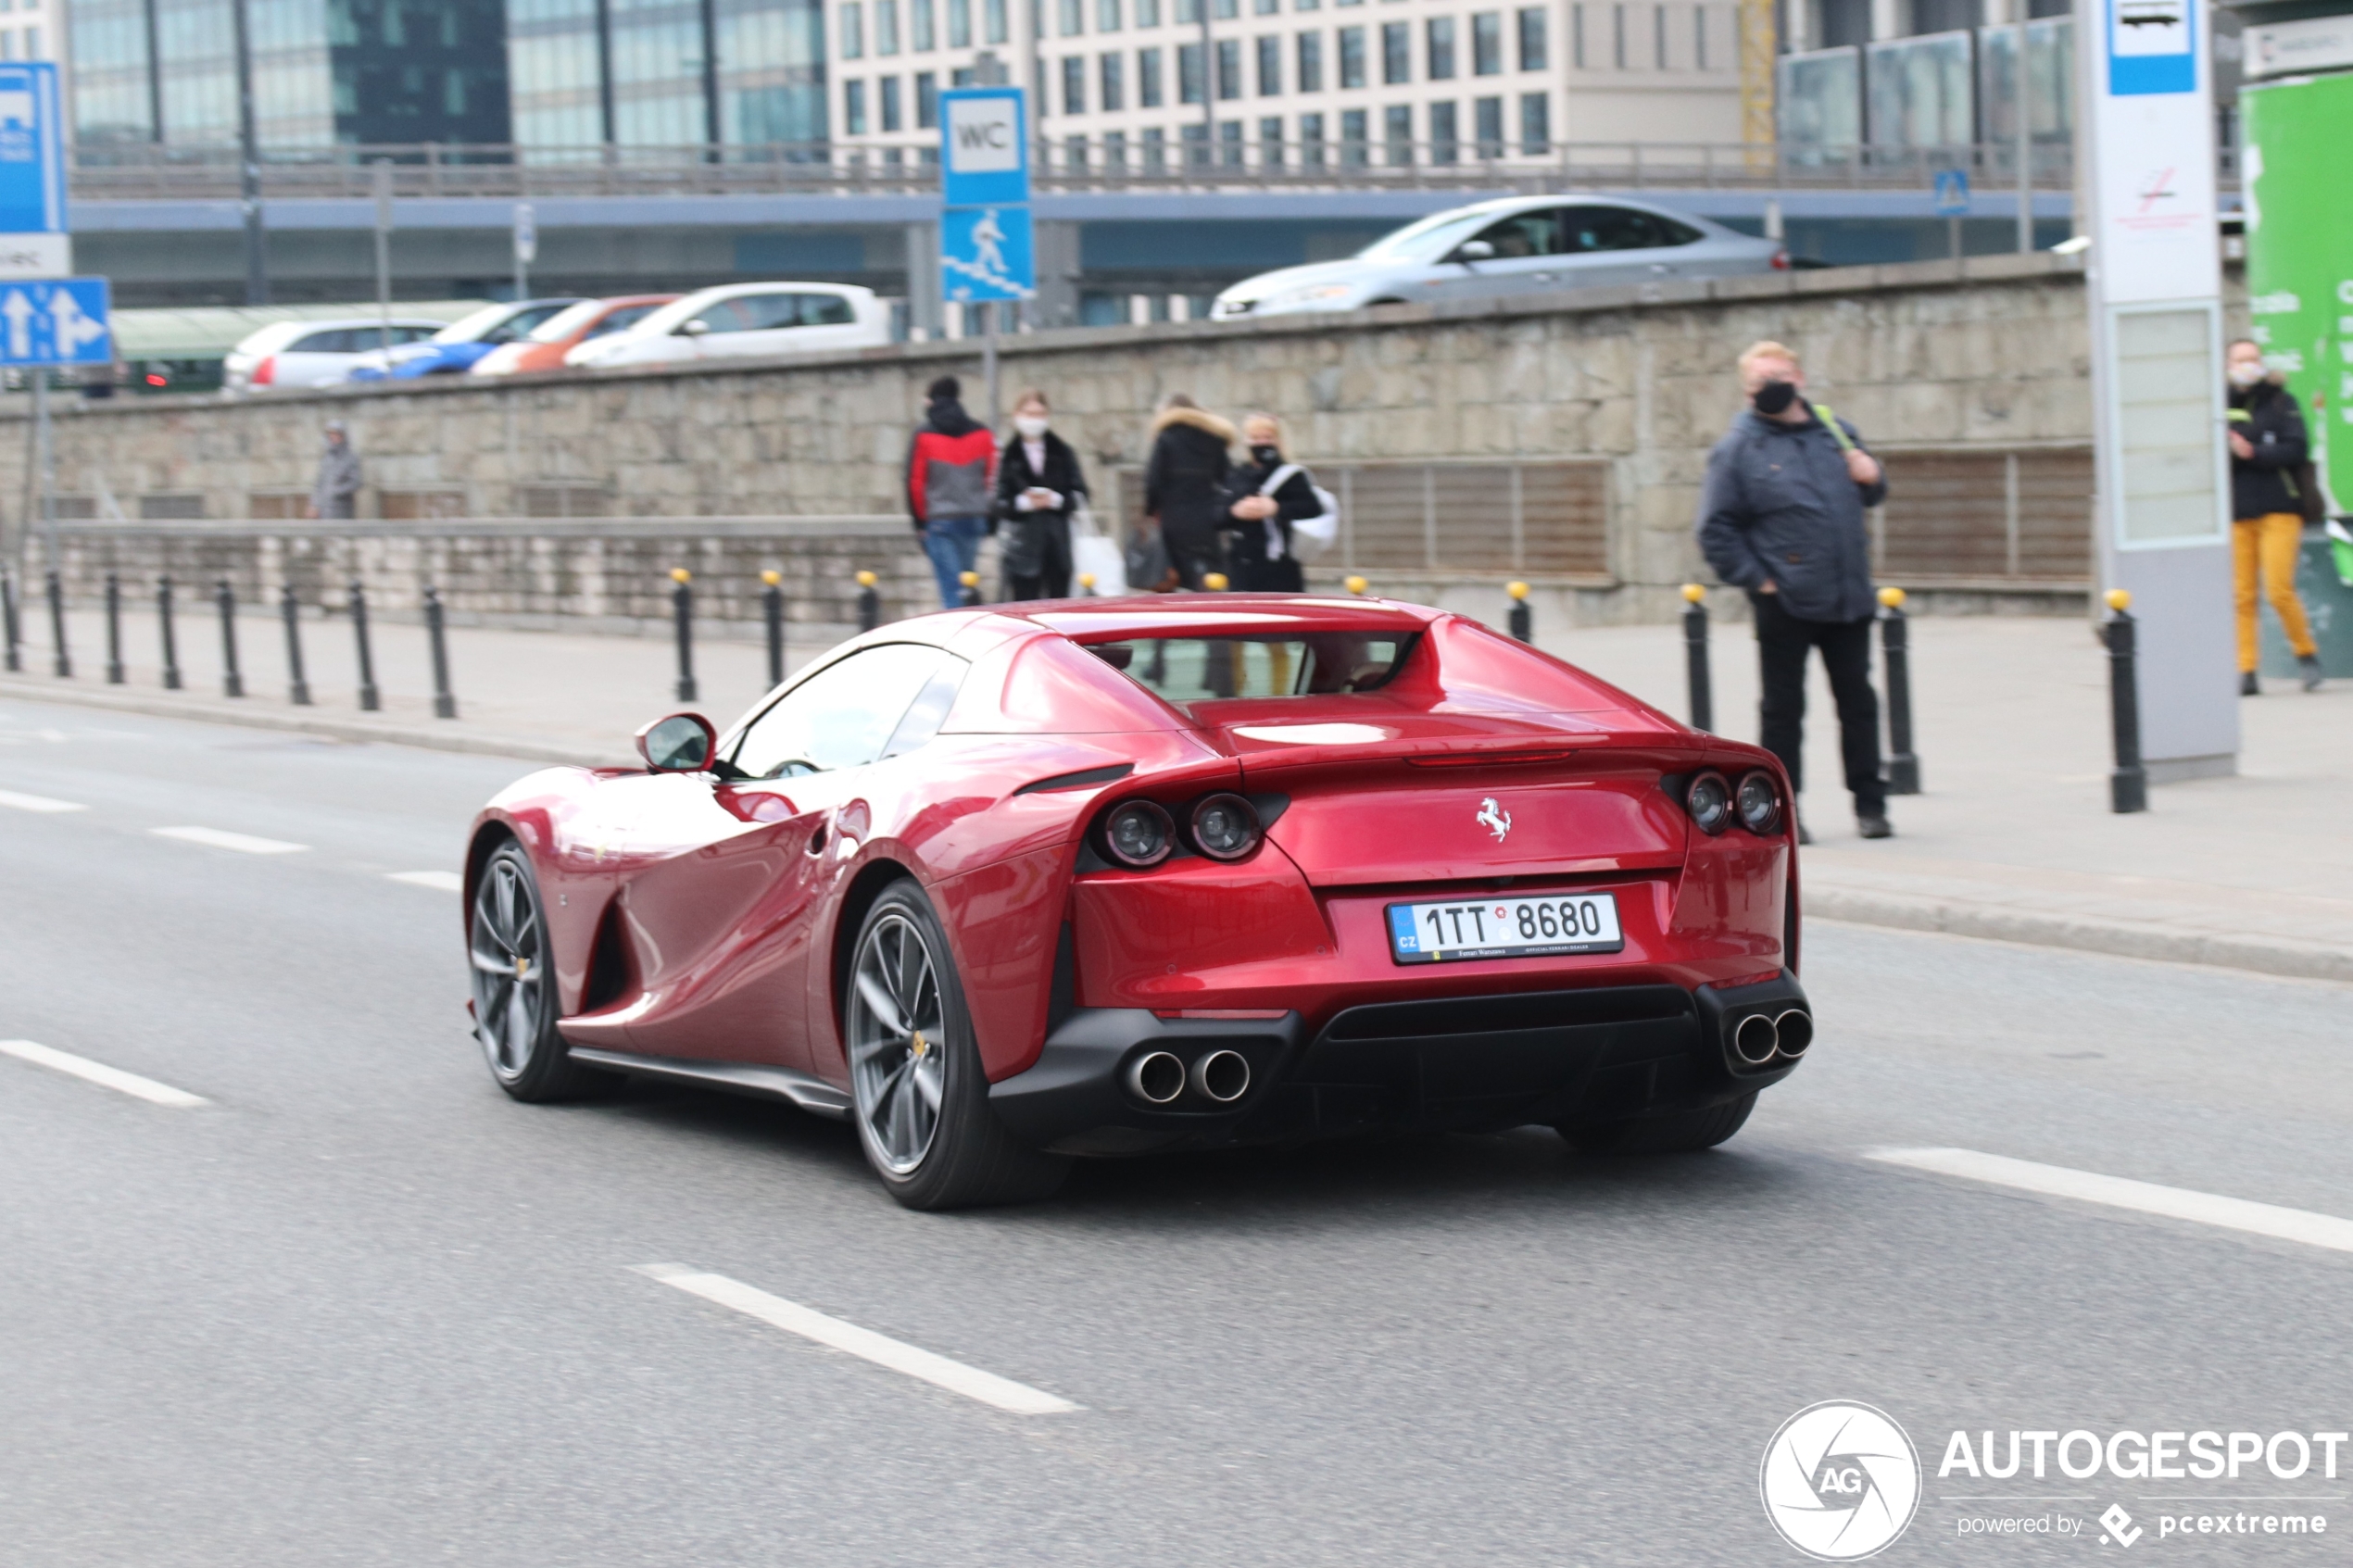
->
[1476,797,1512,842]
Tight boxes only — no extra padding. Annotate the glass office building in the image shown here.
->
[68,0,824,151]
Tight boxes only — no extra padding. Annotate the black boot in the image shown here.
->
[1856,811,1894,840]
[2241,671,2260,696]
[2300,655,2325,692]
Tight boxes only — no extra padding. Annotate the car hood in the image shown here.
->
[1221,259,1392,304]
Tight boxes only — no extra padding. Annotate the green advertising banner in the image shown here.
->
[2242,69,2353,519]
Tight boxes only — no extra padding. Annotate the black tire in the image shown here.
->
[469,841,612,1103]
[843,879,1070,1210]
[1557,1091,1757,1156]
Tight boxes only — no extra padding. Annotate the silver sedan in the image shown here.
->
[1212,195,1786,321]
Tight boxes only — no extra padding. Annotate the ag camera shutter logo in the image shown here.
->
[1761,1401,1922,1560]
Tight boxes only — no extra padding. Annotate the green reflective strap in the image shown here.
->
[1811,403,1856,454]
[2227,408,2253,422]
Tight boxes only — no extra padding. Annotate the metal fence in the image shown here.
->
[66,138,2097,202]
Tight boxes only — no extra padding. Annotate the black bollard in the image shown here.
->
[1680,584,1713,734]
[670,568,698,703]
[761,569,786,687]
[959,570,981,608]
[45,569,70,678]
[2104,589,2147,815]
[2,567,19,672]
[424,585,458,719]
[104,573,125,684]
[1877,586,1919,795]
[216,578,245,696]
[856,570,880,633]
[1506,580,1532,643]
[157,575,182,690]
[280,584,313,707]
[348,580,380,711]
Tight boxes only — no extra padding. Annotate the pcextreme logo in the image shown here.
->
[1761,1401,1924,1561]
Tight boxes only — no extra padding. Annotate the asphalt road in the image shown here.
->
[6,696,2351,1567]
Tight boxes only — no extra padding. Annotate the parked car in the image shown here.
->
[346,299,587,382]
[1212,196,1787,321]
[461,594,1807,1209]
[565,283,889,370]
[468,295,681,377]
[222,317,450,395]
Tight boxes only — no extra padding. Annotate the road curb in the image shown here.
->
[0,676,610,768]
[1807,885,2353,986]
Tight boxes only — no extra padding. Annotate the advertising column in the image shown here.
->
[2081,0,2237,779]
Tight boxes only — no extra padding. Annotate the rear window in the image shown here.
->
[1089,633,1414,703]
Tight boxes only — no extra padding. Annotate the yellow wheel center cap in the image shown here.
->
[910,1030,928,1059]
[515,957,529,977]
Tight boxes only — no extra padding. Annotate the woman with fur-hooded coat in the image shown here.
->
[1141,395,1237,589]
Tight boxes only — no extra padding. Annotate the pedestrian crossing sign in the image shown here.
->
[941,205,1035,302]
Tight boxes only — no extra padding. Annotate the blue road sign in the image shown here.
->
[940,87,1029,208]
[0,277,111,365]
[0,62,66,237]
[942,205,1035,302]
[1932,169,1971,216]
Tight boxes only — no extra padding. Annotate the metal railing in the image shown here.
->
[67,138,2094,202]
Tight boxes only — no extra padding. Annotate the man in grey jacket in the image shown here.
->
[1696,340,1892,841]
[310,421,360,520]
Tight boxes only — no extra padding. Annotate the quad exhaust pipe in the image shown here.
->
[1730,1009,1812,1067]
[1124,1047,1252,1106]
[1192,1049,1251,1104]
[1126,1050,1186,1105]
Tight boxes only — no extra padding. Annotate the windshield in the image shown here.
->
[526,300,607,344]
[434,304,515,344]
[1355,209,1498,262]
[1090,633,1415,702]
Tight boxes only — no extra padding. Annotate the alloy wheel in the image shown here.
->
[847,911,949,1175]
[469,851,547,1081]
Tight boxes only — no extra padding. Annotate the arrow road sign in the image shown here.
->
[0,277,111,365]
[941,206,1035,302]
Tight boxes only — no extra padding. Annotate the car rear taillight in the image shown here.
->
[251,355,276,385]
[1100,799,1176,868]
[1685,771,1732,835]
[1770,249,1791,270]
[1188,794,1262,861]
[1734,771,1783,834]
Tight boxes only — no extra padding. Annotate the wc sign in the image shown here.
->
[940,87,1028,207]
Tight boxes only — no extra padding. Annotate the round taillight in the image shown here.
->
[1101,799,1176,868]
[1735,771,1782,835]
[1686,771,1731,835]
[1189,793,1261,860]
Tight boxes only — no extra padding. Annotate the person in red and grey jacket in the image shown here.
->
[905,375,998,608]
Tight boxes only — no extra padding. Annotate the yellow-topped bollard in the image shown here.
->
[1344,574,1369,596]
[856,569,878,588]
[2105,587,2133,612]
[761,569,782,587]
[668,567,698,703]
[1076,572,1097,596]
[1505,580,1533,642]
[758,568,786,684]
[671,567,691,583]
[957,569,981,608]
[1506,580,1529,600]
[1877,583,1919,794]
[1203,571,1230,591]
[854,569,881,632]
[1680,583,1706,604]
[1878,585,1906,609]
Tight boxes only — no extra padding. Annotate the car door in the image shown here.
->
[608,644,960,1071]
[1554,205,1700,290]
[1430,207,1573,302]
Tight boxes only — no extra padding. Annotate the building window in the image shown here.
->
[1099,0,1122,26]
[842,3,865,57]
[1655,3,1667,67]
[1473,92,1502,154]
[1178,39,1205,101]
[1182,121,1209,166]
[1516,5,1545,68]
[1259,113,1284,162]
[1383,103,1412,163]
[1176,0,1200,19]
[1426,15,1454,78]
[1471,10,1500,71]
[1061,0,1083,32]
[1214,0,1238,17]
[1429,98,1457,161]
[1340,106,1367,164]
[1065,132,1088,167]
[877,0,900,53]
[1257,0,1279,11]
[1296,31,1323,89]
[987,0,1009,40]
[949,0,973,44]
[1338,24,1365,85]
[1300,109,1325,166]
[1257,33,1281,93]
[917,70,938,123]
[1216,37,1241,97]
[1611,4,1624,67]
[1101,49,1125,107]
[1692,3,1705,68]
[1571,3,1584,65]
[1139,45,1164,102]
[1381,20,1409,82]
[881,74,903,128]
[1063,54,1086,110]
[913,0,936,50]
[1219,118,1244,164]
[1144,125,1166,170]
[1105,129,1127,166]
[1518,88,1546,151]
[846,78,869,132]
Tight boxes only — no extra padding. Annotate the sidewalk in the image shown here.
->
[5,604,2349,984]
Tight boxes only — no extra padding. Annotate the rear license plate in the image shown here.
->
[1386,893,1624,964]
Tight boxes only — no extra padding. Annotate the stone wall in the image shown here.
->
[3,252,2110,628]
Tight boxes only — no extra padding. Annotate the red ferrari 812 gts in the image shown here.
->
[464,595,1808,1208]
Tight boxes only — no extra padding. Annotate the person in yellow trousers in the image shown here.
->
[2225,339,2324,694]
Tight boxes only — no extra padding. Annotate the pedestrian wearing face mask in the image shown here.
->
[2225,339,2324,695]
[1697,340,1893,843]
[1220,413,1321,594]
[991,390,1090,601]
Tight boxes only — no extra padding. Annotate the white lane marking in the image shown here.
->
[633,1264,1081,1416]
[386,871,464,892]
[0,787,87,813]
[1869,1147,2353,1256]
[0,1039,209,1108]
[151,825,308,856]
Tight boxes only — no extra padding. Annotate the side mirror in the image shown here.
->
[635,712,717,772]
[679,319,711,337]
[1454,239,1495,265]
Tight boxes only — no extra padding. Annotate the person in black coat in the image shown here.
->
[1220,412,1322,594]
[1141,395,1236,590]
[990,389,1090,600]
